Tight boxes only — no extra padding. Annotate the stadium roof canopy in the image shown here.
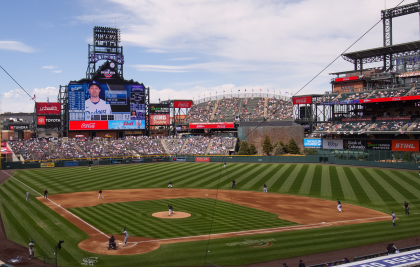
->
[341,40,420,64]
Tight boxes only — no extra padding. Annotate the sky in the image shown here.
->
[1,0,420,113]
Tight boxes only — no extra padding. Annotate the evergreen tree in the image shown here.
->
[273,145,284,155]
[288,138,300,154]
[262,135,273,155]
[279,141,288,154]
[238,141,250,155]
[249,144,257,155]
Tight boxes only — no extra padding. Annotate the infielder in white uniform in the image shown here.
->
[168,181,172,189]
[98,189,104,199]
[28,240,34,260]
[168,204,173,216]
[337,199,342,212]
[85,81,112,119]
[263,184,268,193]
[121,228,129,246]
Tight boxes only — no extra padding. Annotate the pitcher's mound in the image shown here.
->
[152,211,191,219]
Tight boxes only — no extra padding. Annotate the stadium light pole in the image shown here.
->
[55,240,64,267]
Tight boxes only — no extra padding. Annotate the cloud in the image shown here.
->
[4,89,24,99]
[53,70,62,73]
[169,57,196,61]
[131,61,265,73]
[42,66,54,69]
[0,41,35,53]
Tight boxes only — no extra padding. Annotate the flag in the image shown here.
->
[30,94,36,100]
[47,97,49,105]
[260,89,262,91]
[238,89,240,92]
[285,92,289,94]
[245,89,247,91]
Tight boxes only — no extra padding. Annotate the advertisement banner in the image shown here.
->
[343,140,366,149]
[150,114,170,125]
[153,158,164,162]
[392,140,419,151]
[65,161,79,167]
[304,139,322,148]
[111,160,122,164]
[40,163,55,168]
[10,125,30,131]
[1,145,12,154]
[189,122,235,129]
[360,95,420,103]
[108,120,145,129]
[292,96,312,105]
[173,157,186,162]
[174,101,193,108]
[322,139,343,149]
[365,140,392,150]
[196,157,210,162]
[37,115,61,127]
[132,158,144,163]
[69,120,108,130]
[36,102,61,114]
[334,76,360,82]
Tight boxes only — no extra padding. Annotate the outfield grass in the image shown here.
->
[1,163,420,266]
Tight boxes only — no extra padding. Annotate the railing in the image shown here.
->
[193,93,290,104]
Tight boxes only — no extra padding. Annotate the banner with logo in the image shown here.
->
[9,125,30,131]
[334,76,360,82]
[40,163,55,168]
[392,140,419,151]
[1,145,12,154]
[343,140,366,149]
[36,102,61,114]
[65,161,79,167]
[365,140,391,150]
[174,101,193,108]
[132,158,144,163]
[196,157,210,162]
[37,115,61,127]
[173,157,186,162]
[292,96,312,105]
[189,122,235,129]
[360,95,420,103]
[111,160,122,164]
[69,121,108,130]
[322,139,343,149]
[108,120,145,129]
[152,158,164,162]
[304,139,322,148]
[150,114,170,125]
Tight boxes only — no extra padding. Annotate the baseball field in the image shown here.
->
[0,163,419,266]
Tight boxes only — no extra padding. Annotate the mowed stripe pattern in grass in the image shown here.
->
[1,163,420,267]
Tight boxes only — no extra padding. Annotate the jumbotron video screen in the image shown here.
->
[68,80,145,130]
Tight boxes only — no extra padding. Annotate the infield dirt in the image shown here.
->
[36,189,391,255]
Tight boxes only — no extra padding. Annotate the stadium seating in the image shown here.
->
[369,120,408,131]
[207,137,236,154]
[163,138,185,154]
[186,101,214,122]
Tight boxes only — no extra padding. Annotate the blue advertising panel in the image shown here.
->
[64,161,79,167]
[304,139,322,148]
[108,120,145,129]
[344,250,420,267]
[172,157,186,162]
[132,158,144,163]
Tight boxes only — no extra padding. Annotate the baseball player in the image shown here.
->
[121,228,129,247]
[28,240,34,260]
[392,211,396,227]
[168,181,172,189]
[89,160,92,171]
[404,201,409,215]
[263,184,268,193]
[337,199,342,212]
[44,189,48,199]
[168,204,173,216]
[224,162,226,168]
[232,180,236,189]
[98,189,104,199]
[26,191,29,201]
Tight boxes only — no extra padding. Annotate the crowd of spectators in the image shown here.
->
[369,88,409,99]
[214,98,240,121]
[267,98,293,121]
[164,138,185,154]
[239,97,265,121]
[129,136,166,155]
[208,137,236,154]
[180,136,211,154]
[186,101,213,122]
[369,121,406,131]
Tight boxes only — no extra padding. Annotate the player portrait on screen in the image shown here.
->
[85,81,112,118]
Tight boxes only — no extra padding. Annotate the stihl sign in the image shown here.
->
[189,122,235,129]
[36,103,61,114]
[174,101,193,108]
[392,140,419,151]
[292,96,312,105]
[69,121,108,130]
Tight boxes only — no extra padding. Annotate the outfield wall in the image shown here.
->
[2,155,418,170]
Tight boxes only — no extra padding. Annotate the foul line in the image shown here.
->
[1,170,109,239]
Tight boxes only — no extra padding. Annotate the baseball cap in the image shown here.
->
[88,80,100,89]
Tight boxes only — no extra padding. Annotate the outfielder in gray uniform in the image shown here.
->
[28,240,34,260]
[121,228,129,246]
[392,211,396,227]
[26,191,29,201]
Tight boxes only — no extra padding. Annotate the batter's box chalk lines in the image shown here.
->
[2,170,109,239]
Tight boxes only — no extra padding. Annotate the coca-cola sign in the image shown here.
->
[174,101,193,108]
[69,120,108,130]
[292,96,312,105]
[189,122,235,129]
[36,102,61,114]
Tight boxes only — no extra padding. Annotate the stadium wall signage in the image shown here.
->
[37,115,61,127]
[1,143,12,154]
[343,140,365,149]
[392,140,419,151]
[150,114,170,125]
[196,157,209,162]
[322,139,343,149]
[69,120,145,130]
[132,158,144,163]
[174,101,193,108]
[65,161,79,167]
[9,125,29,131]
[292,96,312,105]
[89,53,124,64]
[398,71,420,78]
[365,140,391,150]
[111,160,122,164]
[172,157,186,162]
[360,95,420,103]
[40,163,55,168]
[334,75,360,82]
[152,158,164,162]
[189,122,235,129]
[36,102,61,114]
[304,139,322,148]
[342,117,410,122]
[342,249,420,267]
